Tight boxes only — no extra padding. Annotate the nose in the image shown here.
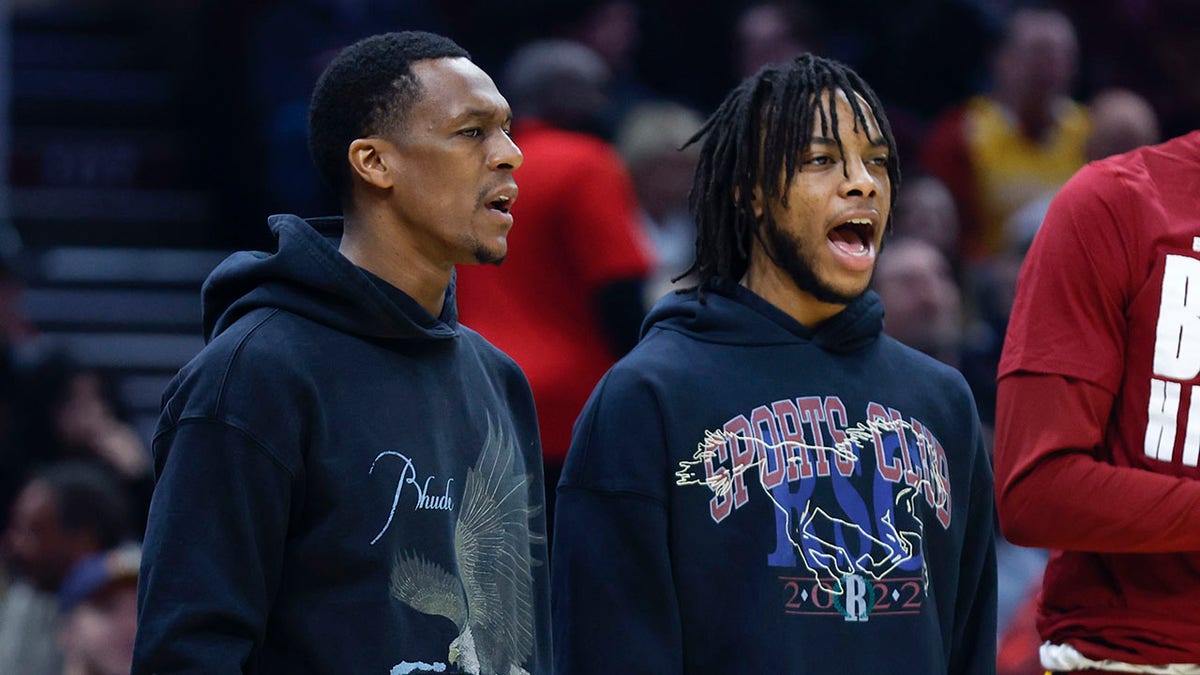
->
[489,131,523,171]
[839,156,880,199]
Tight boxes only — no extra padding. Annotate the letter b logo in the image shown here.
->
[1154,255,1200,380]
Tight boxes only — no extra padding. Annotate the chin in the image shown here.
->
[472,245,507,266]
[821,266,875,299]
[836,277,873,299]
[804,271,872,306]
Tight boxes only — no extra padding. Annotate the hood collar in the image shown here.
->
[201,214,458,343]
[643,277,883,354]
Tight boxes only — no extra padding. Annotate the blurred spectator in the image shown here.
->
[734,1,824,79]
[890,173,961,269]
[501,37,611,134]
[57,544,140,675]
[887,172,1008,431]
[1006,87,1161,254]
[455,39,653,534]
[558,0,655,138]
[11,351,152,530]
[874,237,964,368]
[15,352,147,477]
[922,8,1089,260]
[965,249,1021,406]
[1055,0,1200,141]
[0,462,130,675]
[1084,87,1161,162]
[616,101,703,306]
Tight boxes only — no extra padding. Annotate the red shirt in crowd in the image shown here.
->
[455,120,653,465]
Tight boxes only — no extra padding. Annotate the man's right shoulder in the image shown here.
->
[161,308,311,427]
[592,328,700,402]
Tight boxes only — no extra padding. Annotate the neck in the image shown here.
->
[996,91,1057,142]
[339,212,452,318]
[742,251,846,329]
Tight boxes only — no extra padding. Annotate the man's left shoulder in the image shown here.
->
[457,323,526,378]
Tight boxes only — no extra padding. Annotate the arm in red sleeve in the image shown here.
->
[995,372,1200,552]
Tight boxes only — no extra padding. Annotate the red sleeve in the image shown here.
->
[998,161,1135,394]
[994,372,1200,552]
[560,144,654,290]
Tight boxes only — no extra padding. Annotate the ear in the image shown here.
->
[732,184,767,220]
[750,184,765,219]
[347,138,396,190]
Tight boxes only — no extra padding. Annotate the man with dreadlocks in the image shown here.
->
[551,54,996,674]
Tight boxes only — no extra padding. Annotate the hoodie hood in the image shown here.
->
[202,214,458,343]
[643,278,883,355]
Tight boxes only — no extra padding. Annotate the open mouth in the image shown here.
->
[487,195,513,214]
[828,218,875,256]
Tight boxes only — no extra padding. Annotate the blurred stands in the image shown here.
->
[17,247,224,444]
[9,6,214,248]
[1,4,1195,671]
[8,3,230,447]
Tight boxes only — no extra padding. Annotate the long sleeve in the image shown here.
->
[551,368,682,674]
[949,416,997,674]
[995,372,1200,552]
[552,488,681,674]
[133,419,295,673]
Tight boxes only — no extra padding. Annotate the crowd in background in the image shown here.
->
[0,0,1197,673]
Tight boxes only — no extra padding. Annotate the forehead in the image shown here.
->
[407,57,509,126]
[807,88,884,143]
[1010,12,1076,51]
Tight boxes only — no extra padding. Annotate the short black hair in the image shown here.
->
[308,31,471,199]
[682,53,900,291]
[36,461,129,550]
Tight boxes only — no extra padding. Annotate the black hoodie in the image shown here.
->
[552,281,996,674]
[134,215,551,675]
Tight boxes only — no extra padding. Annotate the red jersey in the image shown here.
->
[997,131,1200,664]
[455,120,653,464]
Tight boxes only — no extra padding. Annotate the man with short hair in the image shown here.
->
[552,54,996,674]
[0,462,129,675]
[134,32,550,674]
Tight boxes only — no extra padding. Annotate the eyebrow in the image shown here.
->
[451,108,512,125]
[809,135,890,149]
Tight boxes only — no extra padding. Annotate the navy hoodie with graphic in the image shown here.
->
[552,281,996,674]
[134,215,551,675]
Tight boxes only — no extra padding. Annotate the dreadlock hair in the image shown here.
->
[681,53,900,295]
[308,31,470,201]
